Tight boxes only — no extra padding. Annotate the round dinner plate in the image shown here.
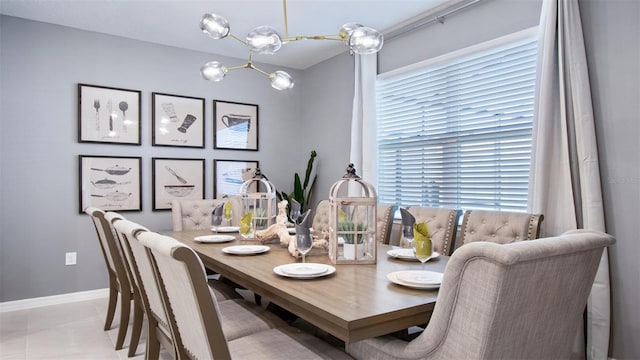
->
[213,226,239,233]
[222,245,270,255]
[193,235,235,243]
[386,249,440,262]
[387,270,443,290]
[274,263,336,279]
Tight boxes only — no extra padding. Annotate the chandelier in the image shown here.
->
[199,0,384,90]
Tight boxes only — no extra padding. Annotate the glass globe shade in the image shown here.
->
[339,23,363,40]
[200,61,227,82]
[349,27,384,55]
[246,26,282,54]
[269,71,294,90]
[200,13,230,39]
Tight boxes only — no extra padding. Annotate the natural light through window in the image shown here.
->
[376,29,537,212]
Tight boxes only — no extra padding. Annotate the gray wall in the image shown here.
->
[0,15,307,301]
[1,0,638,358]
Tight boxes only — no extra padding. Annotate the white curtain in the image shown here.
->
[350,54,378,187]
[529,0,610,359]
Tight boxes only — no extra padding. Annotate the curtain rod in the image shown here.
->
[383,0,483,41]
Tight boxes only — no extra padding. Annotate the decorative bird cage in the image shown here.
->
[239,168,276,237]
[328,164,377,264]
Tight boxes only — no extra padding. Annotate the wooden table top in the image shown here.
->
[168,230,448,343]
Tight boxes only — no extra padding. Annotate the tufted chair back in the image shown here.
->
[457,209,544,251]
[311,200,331,234]
[376,203,397,244]
[394,207,461,255]
[171,197,242,231]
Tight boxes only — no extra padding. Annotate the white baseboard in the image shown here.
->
[0,288,109,313]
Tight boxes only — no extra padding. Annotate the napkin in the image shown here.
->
[212,204,223,217]
[413,222,432,255]
[223,201,233,219]
[290,199,301,216]
[399,208,415,238]
[239,212,253,235]
[295,209,313,237]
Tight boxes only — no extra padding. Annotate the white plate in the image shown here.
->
[274,263,336,279]
[387,270,443,290]
[280,263,328,276]
[212,226,239,233]
[222,245,270,255]
[387,249,440,262]
[193,235,235,243]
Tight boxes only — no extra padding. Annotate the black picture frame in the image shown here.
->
[152,92,205,148]
[78,84,141,145]
[79,155,142,213]
[214,159,259,198]
[213,100,259,151]
[152,157,205,211]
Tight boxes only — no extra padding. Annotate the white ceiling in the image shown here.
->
[0,0,450,70]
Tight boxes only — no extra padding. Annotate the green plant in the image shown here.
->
[338,220,366,244]
[277,150,317,221]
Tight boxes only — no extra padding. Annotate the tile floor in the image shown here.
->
[0,296,172,360]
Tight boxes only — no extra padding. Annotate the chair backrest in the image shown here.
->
[396,207,461,255]
[112,219,170,334]
[171,197,242,231]
[405,230,614,359]
[457,209,544,250]
[137,231,231,360]
[349,230,615,359]
[85,207,131,292]
[311,200,331,234]
[376,203,397,244]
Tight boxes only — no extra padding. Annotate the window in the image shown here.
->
[376,29,537,211]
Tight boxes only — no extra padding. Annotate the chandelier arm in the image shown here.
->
[228,33,247,45]
[282,0,290,39]
[225,63,251,71]
[247,63,271,77]
[282,35,344,43]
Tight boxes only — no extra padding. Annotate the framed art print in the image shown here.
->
[152,92,205,148]
[213,100,259,151]
[78,84,141,144]
[214,159,259,198]
[79,155,142,213]
[152,158,205,210]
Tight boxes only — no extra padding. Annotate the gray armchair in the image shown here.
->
[347,230,615,360]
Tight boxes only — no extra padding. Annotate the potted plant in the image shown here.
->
[277,150,317,222]
[338,220,367,259]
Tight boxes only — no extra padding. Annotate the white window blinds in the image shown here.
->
[376,31,537,211]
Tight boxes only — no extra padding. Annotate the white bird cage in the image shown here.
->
[328,164,377,264]
[239,168,276,236]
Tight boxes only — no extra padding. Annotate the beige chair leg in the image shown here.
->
[114,291,132,350]
[104,276,118,331]
[127,295,144,357]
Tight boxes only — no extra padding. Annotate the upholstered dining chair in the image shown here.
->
[456,209,544,251]
[103,212,145,357]
[171,197,264,305]
[171,197,242,231]
[137,230,353,360]
[394,207,461,255]
[376,203,397,245]
[311,199,331,234]
[347,229,615,360]
[84,207,134,351]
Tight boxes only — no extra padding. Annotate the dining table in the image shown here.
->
[167,229,448,344]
